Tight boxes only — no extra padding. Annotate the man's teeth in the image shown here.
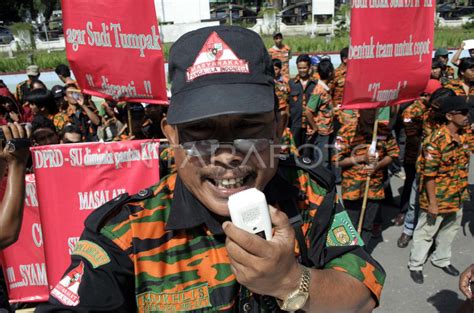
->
[215,177,244,189]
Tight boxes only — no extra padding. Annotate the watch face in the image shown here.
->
[287,293,309,310]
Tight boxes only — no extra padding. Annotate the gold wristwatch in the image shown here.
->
[277,266,311,311]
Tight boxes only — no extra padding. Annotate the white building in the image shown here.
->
[154,0,219,42]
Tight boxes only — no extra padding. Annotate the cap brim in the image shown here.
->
[167,83,275,124]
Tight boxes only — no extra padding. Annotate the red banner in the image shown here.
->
[62,0,167,104]
[32,140,161,289]
[342,2,435,109]
[1,174,49,303]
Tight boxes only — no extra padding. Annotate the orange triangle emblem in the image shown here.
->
[187,32,250,81]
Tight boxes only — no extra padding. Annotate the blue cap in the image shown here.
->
[310,56,321,65]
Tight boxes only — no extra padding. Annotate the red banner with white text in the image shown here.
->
[342,1,435,109]
[62,0,167,104]
[32,140,161,289]
[0,174,49,303]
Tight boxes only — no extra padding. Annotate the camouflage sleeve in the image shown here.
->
[384,136,400,160]
[35,200,136,312]
[421,139,441,177]
[324,249,385,304]
[306,185,385,305]
[314,95,334,136]
[307,93,322,113]
[332,126,351,163]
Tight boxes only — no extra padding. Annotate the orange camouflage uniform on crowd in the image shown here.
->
[418,125,470,213]
[274,77,299,156]
[53,112,70,132]
[402,98,428,165]
[444,79,474,97]
[331,63,347,107]
[268,44,291,79]
[275,77,289,112]
[333,122,399,200]
[307,81,334,136]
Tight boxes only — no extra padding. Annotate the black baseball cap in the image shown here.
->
[167,26,275,125]
[439,96,470,114]
[51,85,65,99]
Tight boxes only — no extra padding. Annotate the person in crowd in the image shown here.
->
[0,96,22,125]
[0,122,31,249]
[333,109,399,246]
[60,124,83,144]
[24,89,58,118]
[397,87,456,248]
[445,57,474,97]
[450,41,474,67]
[273,58,289,114]
[431,59,446,84]
[394,80,442,229]
[55,64,76,85]
[305,59,335,166]
[268,32,291,80]
[37,25,385,313]
[408,96,470,284]
[15,65,44,105]
[50,85,70,132]
[0,79,17,104]
[288,54,317,151]
[63,84,100,141]
[30,115,60,146]
[434,48,455,81]
[97,113,124,142]
[142,104,167,139]
[310,55,321,80]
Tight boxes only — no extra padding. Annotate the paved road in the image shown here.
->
[367,175,474,313]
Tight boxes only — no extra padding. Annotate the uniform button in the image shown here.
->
[302,157,312,164]
[243,303,251,312]
[138,189,149,197]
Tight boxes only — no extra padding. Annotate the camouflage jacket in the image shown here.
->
[268,45,291,79]
[37,167,385,312]
[402,98,427,164]
[418,125,470,213]
[307,80,334,136]
[274,77,289,113]
[444,79,474,97]
[333,122,400,200]
[330,63,346,107]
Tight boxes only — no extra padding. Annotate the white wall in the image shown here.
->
[154,0,211,24]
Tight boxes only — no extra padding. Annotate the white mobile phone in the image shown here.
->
[228,188,272,240]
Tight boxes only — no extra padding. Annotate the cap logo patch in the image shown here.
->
[186,32,250,81]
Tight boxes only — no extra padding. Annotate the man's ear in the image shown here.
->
[445,112,453,122]
[276,110,289,139]
[161,117,179,145]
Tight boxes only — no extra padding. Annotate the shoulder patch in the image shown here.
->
[50,262,85,306]
[326,211,363,247]
[72,240,110,268]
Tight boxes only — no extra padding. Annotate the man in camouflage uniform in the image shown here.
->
[288,54,318,151]
[38,26,385,312]
[395,80,442,246]
[305,59,335,167]
[268,32,291,81]
[408,96,471,284]
[445,57,474,97]
[333,110,399,246]
[434,48,455,82]
[15,65,44,105]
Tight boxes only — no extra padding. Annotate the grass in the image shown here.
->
[1,27,474,73]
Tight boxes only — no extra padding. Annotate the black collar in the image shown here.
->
[165,170,299,235]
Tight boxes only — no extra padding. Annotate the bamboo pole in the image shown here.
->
[357,109,379,234]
